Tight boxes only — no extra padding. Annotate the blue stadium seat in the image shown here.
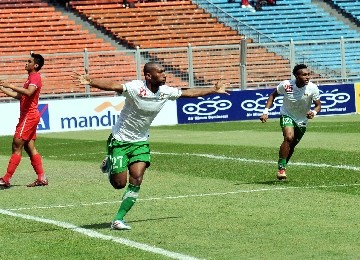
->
[331,0,360,23]
[194,0,360,77]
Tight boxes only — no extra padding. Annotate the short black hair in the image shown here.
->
[143,61,159,75]
[31,53,44,71]
[292,64,307,76]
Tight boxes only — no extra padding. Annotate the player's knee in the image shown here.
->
[284,135,295,143]
[110,180,126,189]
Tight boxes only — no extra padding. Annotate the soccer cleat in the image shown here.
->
[111,220,131,230]
[0,178,10,188]
[277,169,287,180]
[27,178,48,187]
[100,156,109,174]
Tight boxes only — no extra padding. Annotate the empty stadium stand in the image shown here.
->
[69,0,244,48]
[0,0,142,95]
[194,0,360,82]
[207,0,359,42]
[0,1,115,54]
[325,0,360,26]
[1,0,359,95]
[69,0,291,86]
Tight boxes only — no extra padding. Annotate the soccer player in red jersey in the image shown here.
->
[0,53,48,188]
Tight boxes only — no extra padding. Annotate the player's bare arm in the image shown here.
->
[306,99,321,119]
[72,72,125,93]
[180,80,230,98]
[260,89,279,123]
[0,80,27,99]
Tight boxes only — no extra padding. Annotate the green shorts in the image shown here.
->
[106,134,151,174]
[280,115,306,145]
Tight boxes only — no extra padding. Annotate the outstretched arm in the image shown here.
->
[260,89,278,123]
[0,80,32,100]
[72,72,125,93]
[180,80,230,98]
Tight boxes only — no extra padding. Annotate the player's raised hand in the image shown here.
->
[214,80,231,95]
[72,71,91,85]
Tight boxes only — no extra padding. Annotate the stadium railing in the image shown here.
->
[1,37,359,100]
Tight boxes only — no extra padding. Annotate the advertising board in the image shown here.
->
[176,84,356,124]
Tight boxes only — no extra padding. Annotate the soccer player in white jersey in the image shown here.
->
[73,62,230,230]
[260,64,321,180]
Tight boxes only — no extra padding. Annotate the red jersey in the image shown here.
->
[20,72,42,119]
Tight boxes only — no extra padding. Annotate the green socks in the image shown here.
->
[278,158,287,170]
[114,183,140,221]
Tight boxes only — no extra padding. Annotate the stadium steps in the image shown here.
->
[0,0,145,95]
[193,0,360,83]
[49,1,129,51]
[313,0,360,32]
[323,0,360,29]
[68,0,291,86]
[0,1,115,54]
[69,0,244,48]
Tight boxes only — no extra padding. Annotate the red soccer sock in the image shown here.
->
[30,153,45,181]
[3,154,22,182]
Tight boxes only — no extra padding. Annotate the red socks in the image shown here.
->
[3,153,45,182]
[30,153,45,181]
[3,154,22,182]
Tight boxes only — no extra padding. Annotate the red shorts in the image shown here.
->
[14,115,40,140]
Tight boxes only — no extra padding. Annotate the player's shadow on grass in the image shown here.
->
[0,184,21,190]
[236,180,289,186]
[81,216,180,229]
[255,180,289,185]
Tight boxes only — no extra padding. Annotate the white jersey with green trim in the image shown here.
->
[277,79,320,127]
[112,80,182,142]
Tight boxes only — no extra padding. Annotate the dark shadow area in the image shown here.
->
[81,216,181,229]
[0,184,21,190]
[235,180,289,186]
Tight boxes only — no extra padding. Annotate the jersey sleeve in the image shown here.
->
[29,73,41,88]
[119,81,135,98]
[276,81,285,95]
[312,85,320,101]
[167,87,182,100]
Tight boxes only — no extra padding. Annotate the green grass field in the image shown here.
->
[0,114,359,259]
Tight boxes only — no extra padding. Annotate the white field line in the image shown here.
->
[4,151,360,212]
[0,209,203,260]
[1,184,358,259]
[2,150,357,171]
[6,183,360,212]
[2,147,359,260]
[43,151,360,172]
[152,152,360,171]
[1,143,357,258]
[2,185,358,260]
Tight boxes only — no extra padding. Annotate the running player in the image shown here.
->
[260,64,321,180]
[73,61,230,230]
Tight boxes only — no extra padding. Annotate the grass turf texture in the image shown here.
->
[0,114,359,259]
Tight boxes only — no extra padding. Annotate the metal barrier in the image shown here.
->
[0,38,359,101]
